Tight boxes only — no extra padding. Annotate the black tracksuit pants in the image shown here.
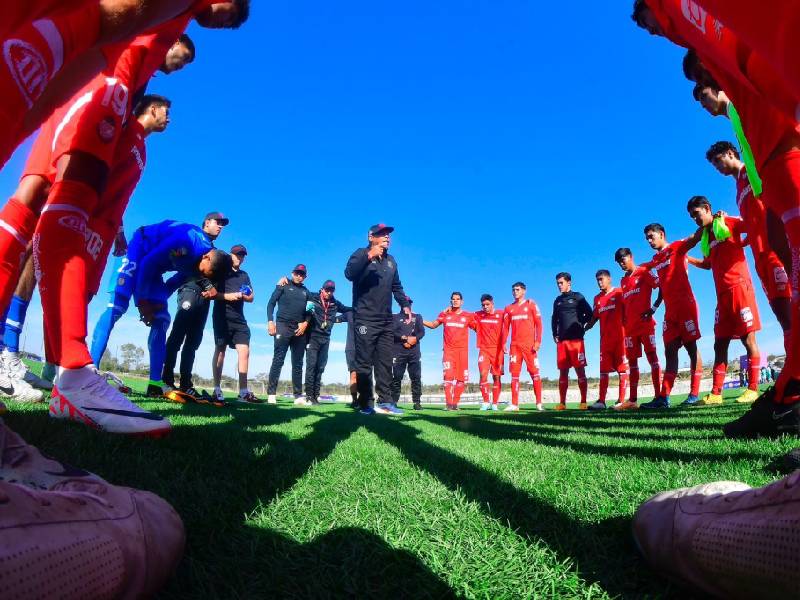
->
[162,303,209,390]
[391,350,422,405]
[304,333,330,401]
[354,317,393,409]
[268,321,307,396]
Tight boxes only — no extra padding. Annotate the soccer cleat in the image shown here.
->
[0,477,185,599]
[49,366,172,438]
[480,402,490,411]
[578,402,588,410]
[613,401,639,411]
[2,349,52,391]
[697,393,723,406]
[504,404,519,412]
[146,382,172,398]
[490,403,499,411]
[360,407,375,415]
[0,369,44,404]
[536,403,544,411]
[267,394,277,405]
[374,403,392,415]
[384,404,404,415]
[99,370,132,395]
[736,389,759,404]
[640,396,670,409]
[413,402,422,410]
[589,401,606,410]
[723,387,800,439]
[681,394,700,406]
[554,403,567,411]
[239,391,263,404]
[293,396,311,406]
[163,389,190,404]
[632,472,800,598]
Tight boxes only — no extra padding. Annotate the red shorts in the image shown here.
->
[508,345,538,377]
[477,348,503,377]
[600,341,628,374]
[714,283,761,339]
[624,330,657,360]
[753,250,791,301]
[48,73,130,170]
[557,339,586,370]
[443,347,468,382]
[662,300,701,345]
[761,151,800,249]
[0,3,102,167]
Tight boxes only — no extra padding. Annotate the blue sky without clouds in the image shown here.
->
[0,2,785,385]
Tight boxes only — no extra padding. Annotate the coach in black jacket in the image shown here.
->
[304,280,352,405]
[391,297,425,409]
[345,223,411,414]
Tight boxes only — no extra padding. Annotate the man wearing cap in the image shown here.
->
[303,280,352,405]
[345,223,411,415]
[211,245,259,403]
[89,214,229,397]
[391,296,425,410]
[266,264,311,404]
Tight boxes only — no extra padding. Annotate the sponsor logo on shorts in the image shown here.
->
[442,361,451,369]
[509,354,517,363]
[578,352,585,363]
[4,38,49,108]
[96,116,117,143]
[649,335,656,346]
[685,319,696,332]
[534,357,539,368]
[775,267,789,284]
[740,307,754,323]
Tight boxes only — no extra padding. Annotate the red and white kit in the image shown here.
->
[437,309,472,382]
[502,299,543,406]
[471,309,504,378]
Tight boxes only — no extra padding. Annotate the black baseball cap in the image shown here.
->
[369,223,394,236]
[293,264,307,275]
[230,244,247,256]
[322,280,336,291]
[204,211,230,225]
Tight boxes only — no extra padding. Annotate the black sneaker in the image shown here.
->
[146,383,168,398]
[723,386,800,439]
[413,403,422,410]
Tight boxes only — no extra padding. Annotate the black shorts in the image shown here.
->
[213,317,251,349]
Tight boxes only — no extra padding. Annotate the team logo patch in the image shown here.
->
[357,325,367,335]
[4,38,49,108]
[117,277,125,286]
[775,267,789,284]
[685,320,696,332]
[97,116,117,143]
[740,307,754,323]
[578,352,586,363]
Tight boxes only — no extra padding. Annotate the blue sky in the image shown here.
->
[0,2,786,385]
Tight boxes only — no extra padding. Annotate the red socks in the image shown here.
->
[578,377,587,403]
[749,355,761,391]
[690,363,703,397]
[629,364,639,401]
[35,181,99,368]
[712,362,727,395]
[661,371,676,398]
[618,371,628,403]
[647,353,662,394]
[0,198,37,314]
[558,372,568,403]
[492,378,501,404]
[479,381,490,403]
[453,381,464,406]
[443,381,453,406]
[599,373,609,403]
[532,374,542,405]
[511,376,520,406]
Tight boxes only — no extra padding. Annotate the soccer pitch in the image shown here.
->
[4,382,796,599]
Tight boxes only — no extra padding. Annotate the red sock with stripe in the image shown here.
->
[511,376,520,406]
[690,359,703,397]
[532,373,542,405]
[599,373,609,403]
[629,364,639,402]
[492,377,501,404]
[479,381,490,403]
[0,198,37,314]
[618,370,628,403]
[748,355,761,391]
[558,372,568,403]
[661,371,676,398]
[578,377,588,403]
[453,381,465,406]
[712,362,726,395]
[443,380,453,407]
[647,353,661,396]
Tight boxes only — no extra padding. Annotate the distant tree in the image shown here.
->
[119,343,145,371]
[253,372,269,395]
[99,349,120,372]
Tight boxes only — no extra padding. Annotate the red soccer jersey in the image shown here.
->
[593,288,625,348]
[706,216,753,293]
[469,309,503,351]
[437,310,472,350]
[735,166,768,256]
[501,299,542,350]
[620,266,658,336]
[645,240,696,311]
[94,120,147,226]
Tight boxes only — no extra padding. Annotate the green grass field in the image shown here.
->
[3,381,797,599]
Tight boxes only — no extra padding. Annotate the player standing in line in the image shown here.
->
[639,224,704,408]
[424,292,472,411]
[551,273,592,410]
[501,283,543,412]
[704,141,791,342]
[584,270,629,410]
[685,196,763,405]
[470,294,505,411]
[615,248,663,410]
[391,297,425,410]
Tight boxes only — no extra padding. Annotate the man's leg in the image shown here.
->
[628,357,640,402]
[408,358,422,408]
[162,310,189,389]
[373,326,394,406]
[576,366,588,404]
[743,333,761,392]
[178,307,207,391]
[289,332,307,398]
[212,345,226,390]
[353,320,378,410]
[685,341,703,398]
[146,308,170,392]
[558,369,569,405]
[267,322,292,396]
[769,297,792,351]
[509,347,522,407]
[235,343,250,395]
[390,355,406,404]
[313,338,330,402]
[526,352,542,407]
[478,362,491,406]
[304,337,319,401]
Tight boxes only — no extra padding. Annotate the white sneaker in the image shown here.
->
[589,400,607,411]
[213,388,224,403]
[536,403,544,411]
[2,349,51,391]
[49,366,171,437]
[504,404,519,412]
[267,394,277,405]
[293,396,310,406]
[480,402,490,411]
[490,403,499,411]
[0,370,43,403]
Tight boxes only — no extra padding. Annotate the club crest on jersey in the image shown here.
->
[4,38,48,108]
[97,116,117,143]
